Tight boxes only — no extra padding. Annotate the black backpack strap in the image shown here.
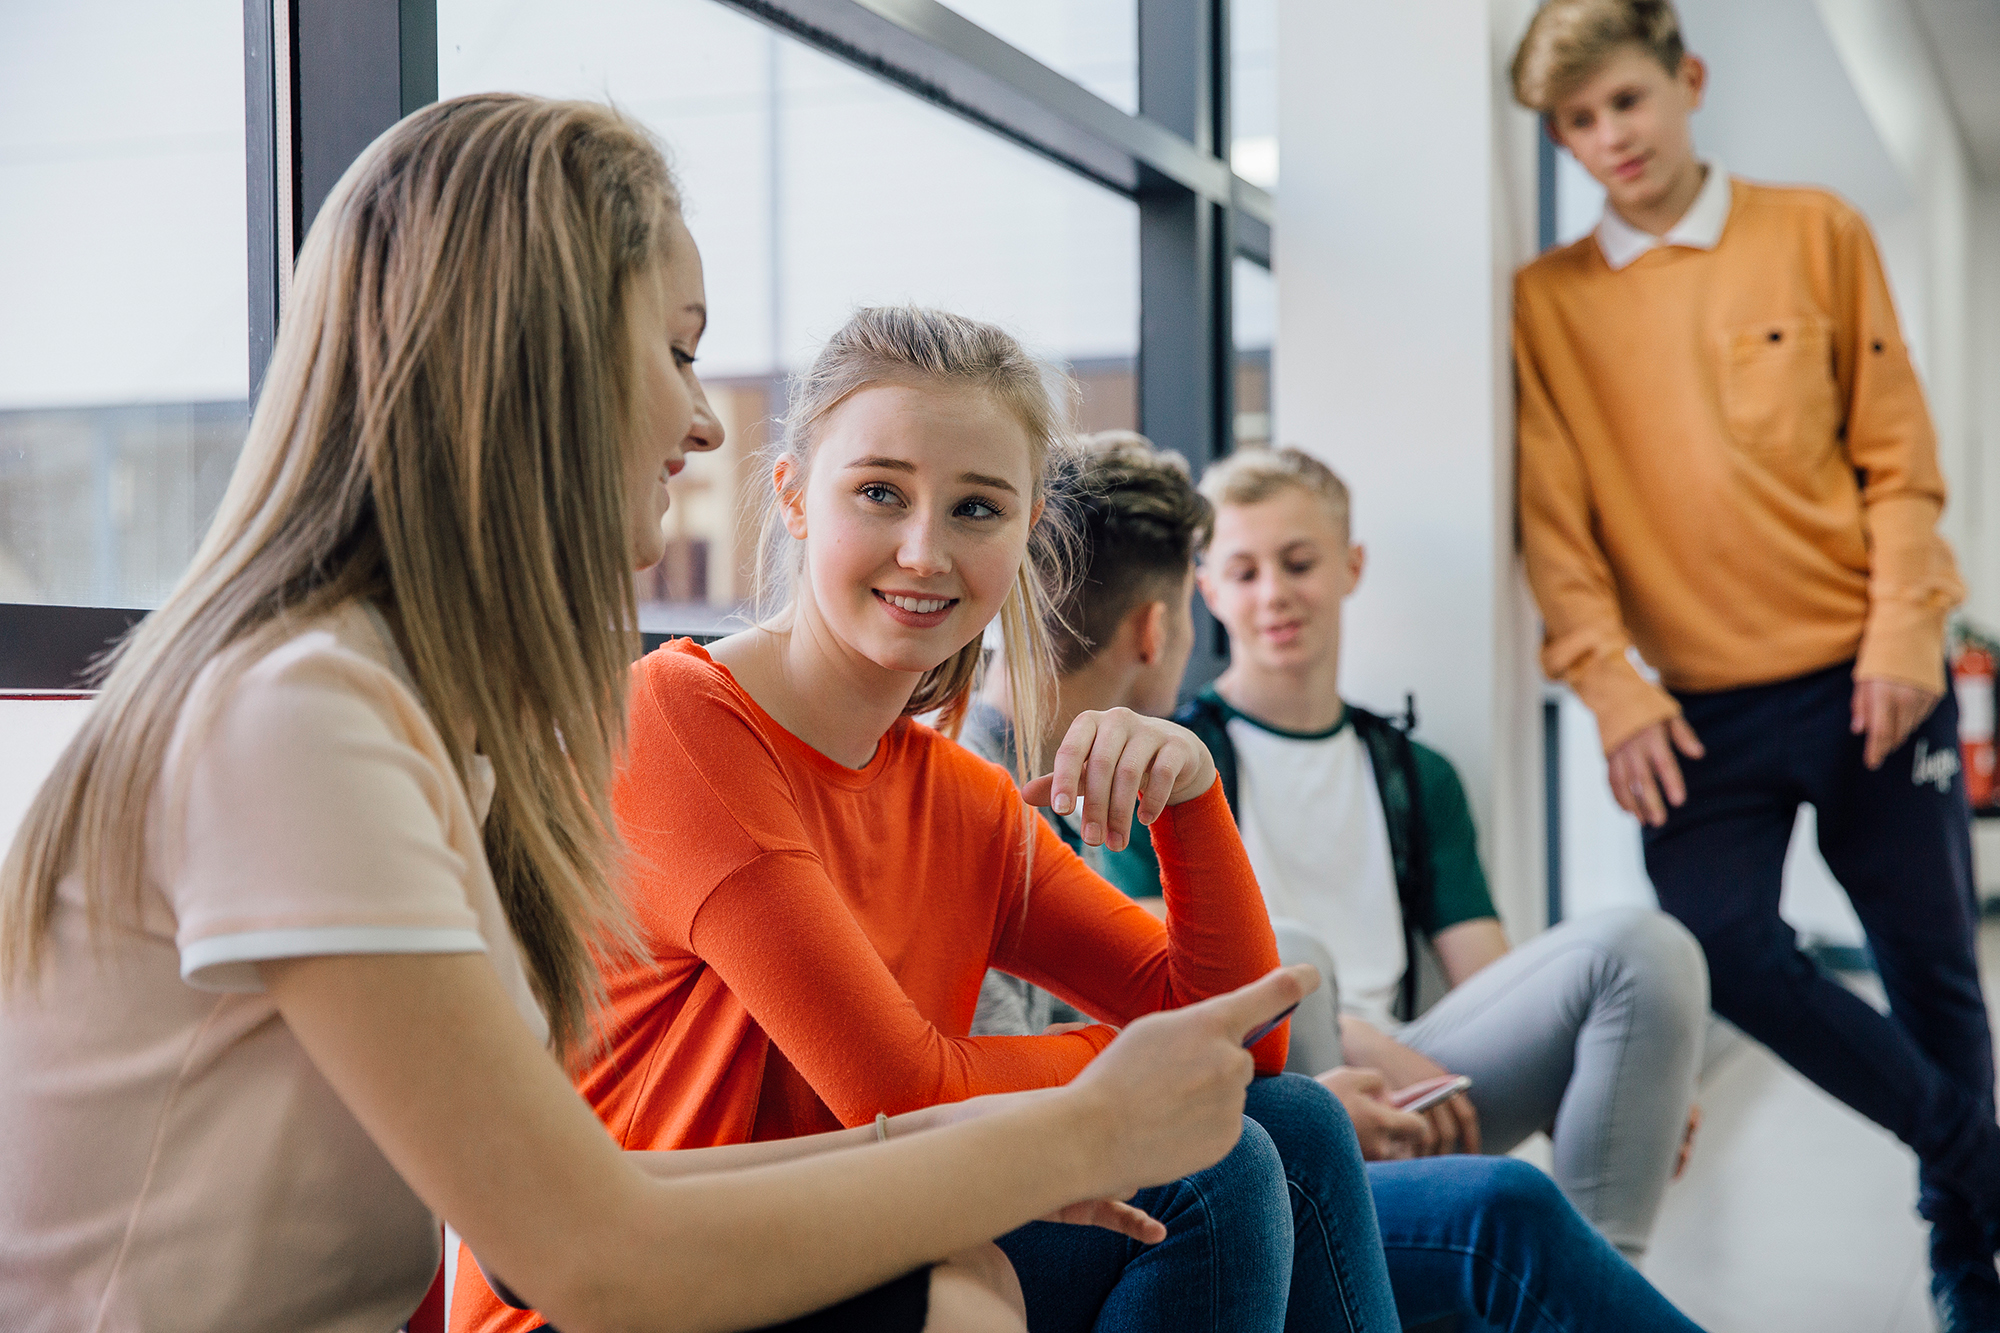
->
[1350,701,1434,1021]
[1172,691,1239,816]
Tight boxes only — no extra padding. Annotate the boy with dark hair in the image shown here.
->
[1511,0,1995,1320]
[963,434,1712,1332]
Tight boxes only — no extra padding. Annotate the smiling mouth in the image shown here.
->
[873,590,959,625]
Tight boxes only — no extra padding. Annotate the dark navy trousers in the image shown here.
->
[1642,659,1998,1225]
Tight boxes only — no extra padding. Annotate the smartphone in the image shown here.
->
[1391,1074,1473,1115]
[1241,1002,1299,1049]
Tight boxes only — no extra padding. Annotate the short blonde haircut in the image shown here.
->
[1511,0,1686,112]
[1197,446,1350,548]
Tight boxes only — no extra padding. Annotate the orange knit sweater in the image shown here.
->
[451,640,1284,1333]
[1515,179,1962,751]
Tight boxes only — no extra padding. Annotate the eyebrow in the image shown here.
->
[843,456,1020,495]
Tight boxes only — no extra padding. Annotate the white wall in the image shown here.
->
[1274,0,1547,938]
[0,701,93,855]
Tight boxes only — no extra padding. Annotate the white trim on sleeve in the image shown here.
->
[180,925,489,993]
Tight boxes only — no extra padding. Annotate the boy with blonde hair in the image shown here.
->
[1178,445,1706,1265]
[1511,1,1996,1320]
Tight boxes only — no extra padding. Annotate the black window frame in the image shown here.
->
[3,0,1268,691]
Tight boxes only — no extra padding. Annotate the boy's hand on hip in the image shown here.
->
[1607,717,1705,828]
[1024,709,1217,851]
[1851,677,1941,770]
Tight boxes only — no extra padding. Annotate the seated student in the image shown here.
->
[566,320,1710,1333]
[964,433,1709,1330]
[1177,445,1708,1263]
[450,303,1409,1333]
[0,94,1309,1333]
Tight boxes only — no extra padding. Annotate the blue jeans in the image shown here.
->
[999,1096,1401,1333]
[1244,1073,1705,1333]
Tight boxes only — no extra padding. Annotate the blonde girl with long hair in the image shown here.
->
[464,306,1406,1333]
[0,94,1313,1333]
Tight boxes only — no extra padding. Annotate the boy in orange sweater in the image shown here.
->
[1510,1,1994,1321]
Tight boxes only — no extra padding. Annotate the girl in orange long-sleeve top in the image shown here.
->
[448,306,1421,1333]
[462,305,1715,1333]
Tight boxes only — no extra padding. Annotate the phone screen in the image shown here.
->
[1393,1075,1473,1115]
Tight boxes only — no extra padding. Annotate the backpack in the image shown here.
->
[1173,690,1437,1022]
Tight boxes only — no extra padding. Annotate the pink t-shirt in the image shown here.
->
[0,601,545,1332]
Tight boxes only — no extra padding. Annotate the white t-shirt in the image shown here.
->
[1229,711,1409,1028]
[0,601,546,1333]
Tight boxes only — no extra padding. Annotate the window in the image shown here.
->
[1233,255,1274,451]
[1230,0,1277,189]
[0,1,250,609]
[939,1,1137,114]
[439,0,1140,630]
[4,0,1262,693]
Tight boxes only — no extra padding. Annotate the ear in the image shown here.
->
[1130,599,1168,667]
[1029,495,1045,528]
[1679,53,1707,108]
[1345,542,1367,596]
[774,457,808,540]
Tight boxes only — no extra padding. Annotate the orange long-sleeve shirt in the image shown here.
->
[1515,179,1963,751]
[452,640,1283,1333]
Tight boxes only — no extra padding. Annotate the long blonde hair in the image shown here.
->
[0,94,676,1059]
[754,306,1077,777]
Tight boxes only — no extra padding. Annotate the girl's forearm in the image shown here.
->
[609,1088,1110,1332]
[630,1093,1047,1178]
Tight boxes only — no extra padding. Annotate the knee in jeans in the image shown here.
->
[1249,1073,1363,1162]
[1463,1157,1572,1230]
[1205,1114,1290,1209]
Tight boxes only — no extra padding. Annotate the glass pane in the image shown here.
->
[1230,0,1277,189]
[439,0,1141,631]
[939,1,1137,115]
[0,2,251,607]
[1233,257,1274,450]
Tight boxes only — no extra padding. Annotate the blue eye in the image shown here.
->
[956,498,1004,520]
[859,482,902,506]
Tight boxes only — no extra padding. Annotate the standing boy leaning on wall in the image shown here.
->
[1510,1,1997,1324]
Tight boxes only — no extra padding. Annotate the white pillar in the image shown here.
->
[1273,0,1547,936]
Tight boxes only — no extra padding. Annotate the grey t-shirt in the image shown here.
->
[961,700,1087,1036]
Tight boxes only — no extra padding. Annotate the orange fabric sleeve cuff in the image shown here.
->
[1151,777,1288,1074]
[1570,651,1682,756]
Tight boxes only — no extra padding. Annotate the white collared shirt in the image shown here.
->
[1595,161,1732,271]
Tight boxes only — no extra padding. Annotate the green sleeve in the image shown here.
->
[1413,741,1497,933]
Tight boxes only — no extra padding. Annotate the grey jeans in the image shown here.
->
[1278,907,1709,1262]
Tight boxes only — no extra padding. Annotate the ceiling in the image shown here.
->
[1912,0,2000,180]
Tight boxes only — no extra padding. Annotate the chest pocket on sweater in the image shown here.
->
[1719,315,1840,459]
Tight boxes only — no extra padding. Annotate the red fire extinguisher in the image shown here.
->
[1957,641,1997,810]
